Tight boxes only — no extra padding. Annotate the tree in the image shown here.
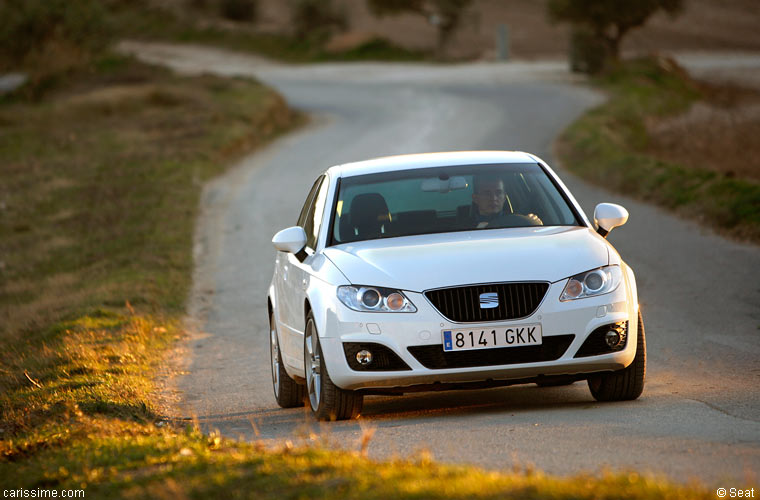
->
[547,0,684,69]
[367,0,473,56]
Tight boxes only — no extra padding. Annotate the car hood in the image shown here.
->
[323,226,609,291]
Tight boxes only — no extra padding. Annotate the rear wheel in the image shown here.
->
[588,310,646,401]
[270,311,304,408]
[304,312,363,421]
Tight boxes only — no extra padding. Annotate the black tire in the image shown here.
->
[270,311,305,408]
[304,312,363,421]
[588,310,646,401]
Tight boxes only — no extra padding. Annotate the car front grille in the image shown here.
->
[407,334,575,370]
[424,282,549,323]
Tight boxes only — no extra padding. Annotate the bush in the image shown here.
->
[219,0,257,22]
[0,0,110,71]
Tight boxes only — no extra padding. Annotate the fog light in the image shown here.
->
[356,349,373,365]
[604,330,622,348]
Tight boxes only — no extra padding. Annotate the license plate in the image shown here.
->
[442,324,542,352]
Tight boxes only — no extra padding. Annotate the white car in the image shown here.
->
[268,151,644,421]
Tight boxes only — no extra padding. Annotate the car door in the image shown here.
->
[282,175,330,363]
[275,177,322,346]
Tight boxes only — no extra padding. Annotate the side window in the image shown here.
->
[303,175,329,251]
[297,178,322,227]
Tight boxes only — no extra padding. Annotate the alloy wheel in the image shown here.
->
[270,318,280,398]
[304,320,322,411]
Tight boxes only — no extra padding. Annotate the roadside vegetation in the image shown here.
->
[557,56,760,243]
[140,23,427,63]
[0,41,297,471]
[0,0,426,74]
[109,0,429,63]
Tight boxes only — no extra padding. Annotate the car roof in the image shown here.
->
[327,151,539,178]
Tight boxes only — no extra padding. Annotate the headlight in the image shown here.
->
[337,285,417,313]
[560,265,623,301]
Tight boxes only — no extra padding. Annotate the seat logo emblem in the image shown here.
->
[479,292,499,309]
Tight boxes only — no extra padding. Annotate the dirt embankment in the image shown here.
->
[649,80,760,182]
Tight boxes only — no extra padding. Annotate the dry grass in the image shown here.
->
[0,54,298,342]
[648,83,760,182]
[0,310,174,444]
[557,56,760,244]
[0,52,300,451]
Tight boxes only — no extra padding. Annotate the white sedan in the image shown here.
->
[268,151,644,421]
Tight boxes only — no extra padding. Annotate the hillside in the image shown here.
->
[250,0,760,59]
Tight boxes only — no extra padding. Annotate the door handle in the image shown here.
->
[301,278,308,290]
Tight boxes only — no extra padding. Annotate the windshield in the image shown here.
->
[329,163,582,245]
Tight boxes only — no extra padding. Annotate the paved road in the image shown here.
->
[123,42,760,484]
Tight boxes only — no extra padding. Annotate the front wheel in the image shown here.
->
[270,311,304,408]
[304,312,363,421]
[588,310,646,401]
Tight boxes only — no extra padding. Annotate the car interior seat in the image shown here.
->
[347,193,391,240]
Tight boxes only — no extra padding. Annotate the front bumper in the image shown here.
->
[320,280,637,391]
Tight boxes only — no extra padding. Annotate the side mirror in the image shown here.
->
[593,203,629,238]
[272,226,307,253]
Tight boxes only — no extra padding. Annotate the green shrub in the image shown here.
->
[219,0,257,22]
[0,0,111,71]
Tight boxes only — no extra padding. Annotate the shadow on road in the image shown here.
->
[360,383,597,420]
[188,383,623,441]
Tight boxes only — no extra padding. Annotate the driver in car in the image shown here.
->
[469,175,543,228]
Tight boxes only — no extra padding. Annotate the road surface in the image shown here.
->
[123,42,760,485]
